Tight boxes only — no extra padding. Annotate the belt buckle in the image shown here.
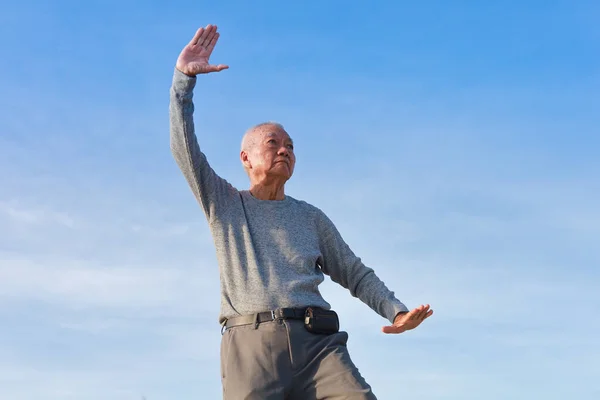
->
[271,310,277,321]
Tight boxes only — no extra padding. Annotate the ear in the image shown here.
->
[240,150,252,170]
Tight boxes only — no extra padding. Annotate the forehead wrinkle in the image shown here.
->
[241,123,292,151]
[265,131,293,143]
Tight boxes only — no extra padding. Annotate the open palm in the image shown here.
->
[382,304,433,334]
[176,24,228,76]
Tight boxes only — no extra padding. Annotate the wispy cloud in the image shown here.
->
[0,254,218,316]
[0,200,77,228]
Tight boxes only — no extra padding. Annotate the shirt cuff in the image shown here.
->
[386,300,409,324]
[172,68,197,93]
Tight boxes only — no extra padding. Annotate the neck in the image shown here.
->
[249,182,286,201]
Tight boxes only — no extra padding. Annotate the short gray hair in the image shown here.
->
[241,121,286,151]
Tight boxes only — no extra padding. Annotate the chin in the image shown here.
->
[271,166,293,180]
[272,172,292,181]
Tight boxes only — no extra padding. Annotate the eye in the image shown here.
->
[267,139,276,145]
[287,144,294,150]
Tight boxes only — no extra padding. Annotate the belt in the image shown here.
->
[224,307,307,330]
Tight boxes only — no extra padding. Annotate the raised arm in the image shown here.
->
[170,25,235,221]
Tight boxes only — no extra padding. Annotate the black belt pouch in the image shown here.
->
[304,307,340,334]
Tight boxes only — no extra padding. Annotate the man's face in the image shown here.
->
[241,124,296,181]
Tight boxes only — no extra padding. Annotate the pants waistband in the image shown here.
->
[224,307,307,330]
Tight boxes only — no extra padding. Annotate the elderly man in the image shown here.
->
[170,24,433,400]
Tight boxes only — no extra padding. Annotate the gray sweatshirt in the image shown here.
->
[169,69,408,324]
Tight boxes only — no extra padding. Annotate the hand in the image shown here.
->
[176,24,229,76]
[382,304,433,334]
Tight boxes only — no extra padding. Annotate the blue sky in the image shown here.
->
[1,0,598,399]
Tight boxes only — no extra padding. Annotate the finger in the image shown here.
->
[198,24,213,47]
[189,27,204,45]
[420,305,431,319]
[415,310,433,325]
[415,304,431,320]
[422,305,432,319]
[382,325,404,334]
[206,64,229,72]
[409,305,425,320]
[205,32,220,54]
[201,24,217,48]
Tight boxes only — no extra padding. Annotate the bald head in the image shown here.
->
[241,121,286,152]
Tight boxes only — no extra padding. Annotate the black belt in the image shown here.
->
[224,307,307,330]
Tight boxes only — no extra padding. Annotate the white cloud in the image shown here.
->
[0,254,219,318]
[0,200,77,228]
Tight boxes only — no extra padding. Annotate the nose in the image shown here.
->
[277,146,290,157]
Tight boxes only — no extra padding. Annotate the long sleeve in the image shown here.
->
[316,210,409,323]
[169,68,238,222]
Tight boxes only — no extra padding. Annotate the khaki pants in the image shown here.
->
[220,318,377,399]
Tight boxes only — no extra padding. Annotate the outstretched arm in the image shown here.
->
[316,210,433,334]
[170,25,235,221]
